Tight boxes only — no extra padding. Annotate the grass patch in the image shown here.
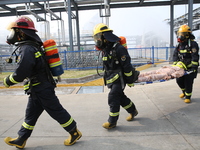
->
[0,72,11,81]
[61,69,103,78]
[0,69,104,81]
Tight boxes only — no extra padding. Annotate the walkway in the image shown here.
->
[0,62,200,150]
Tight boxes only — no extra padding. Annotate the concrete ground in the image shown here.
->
[0,62,200,150]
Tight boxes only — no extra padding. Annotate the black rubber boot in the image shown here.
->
[64,127,82,146]
[4,137,27,149]
[102,122,117,129]
[126,109,138,121]
[179,93,185,98]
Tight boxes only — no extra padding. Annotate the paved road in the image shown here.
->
[0,62,200,150]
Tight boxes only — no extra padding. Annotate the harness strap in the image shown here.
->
[18,41,56,87]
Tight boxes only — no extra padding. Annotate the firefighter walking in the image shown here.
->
[93,23,139,129]
[173,25,199,103]
[3,16,82,149]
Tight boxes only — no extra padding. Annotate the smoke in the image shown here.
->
[79,11,102,35]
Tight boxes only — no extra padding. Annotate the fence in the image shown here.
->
[60,49,102,70]
[128,46,175,66]
[0,46,175,72]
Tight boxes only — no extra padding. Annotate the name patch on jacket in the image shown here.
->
[192,48,197,53]
[121,55,126,61]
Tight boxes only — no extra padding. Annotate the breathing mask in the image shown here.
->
[6,28,20,45]
[177,32,189,43]
[93,33,106,50]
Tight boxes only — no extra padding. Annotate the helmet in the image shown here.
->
[178,25,191,33]
[93,23,112,36]
[93,23,111,50]
[6,16,42,45]
[93,23,120,50]
[7,16,37,32]
[177,25,191,42]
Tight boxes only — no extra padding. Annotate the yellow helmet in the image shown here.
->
[177,25,192,42]
[178,25,191,33]
[93,23,112,36]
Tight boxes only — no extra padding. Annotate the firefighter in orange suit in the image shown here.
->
[3,16,81,149]
[173,25,199,103]
[93,23,139,129]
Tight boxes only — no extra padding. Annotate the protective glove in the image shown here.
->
[3,77,10,88]
[188,67,197,73]
[173,61,178,65]
[175,61,187,70]
[133,70,140,82]
[127,83,134,87]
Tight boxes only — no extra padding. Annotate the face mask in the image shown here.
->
[6,29,19,45]
[96,39,107,50]
[93,33,102,49]
[94,33,106,50]
[177,32,189,43]
[177,36,185,43]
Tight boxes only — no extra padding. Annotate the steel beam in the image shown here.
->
[0,1,199,17]
[44,1,61,20]
[169,3,174,62]
[0,0,55,5]
[0,5,16,14]
[0,0,199,53]
[139,0,144,5]
[33,2,45,10]
[170,4,174,47]
[66,0,74,51]
[171,0,178,5]
[188,0,193,30]
[75,8,81,51]
[25,3,46,21]
[60,19,66,45]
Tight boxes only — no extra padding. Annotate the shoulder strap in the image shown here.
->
[16,40,41,48]
[18,41,56,87]
[111,42,118,57]
[108,42,119,68]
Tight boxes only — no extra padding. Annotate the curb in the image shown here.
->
[0,63,164,89]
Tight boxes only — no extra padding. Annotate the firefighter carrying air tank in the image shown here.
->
[93,23,139,129]
[173,24,199,103]
[3,16,82,149]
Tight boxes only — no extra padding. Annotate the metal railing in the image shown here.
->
[0,46,175,72]
[128,46,175,66]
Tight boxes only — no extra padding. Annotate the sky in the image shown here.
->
[0,3,200,46]
[79,4,200,45]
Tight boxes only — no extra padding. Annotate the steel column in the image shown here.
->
[169,3,174,62]
[170,4,174,47]
[60,19,66,45]
[67,0,74,51]
[188,0,193,30]
[75,8,81,51]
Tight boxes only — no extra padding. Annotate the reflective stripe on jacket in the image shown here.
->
[173,40,199,70]
[103,43,135,86]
